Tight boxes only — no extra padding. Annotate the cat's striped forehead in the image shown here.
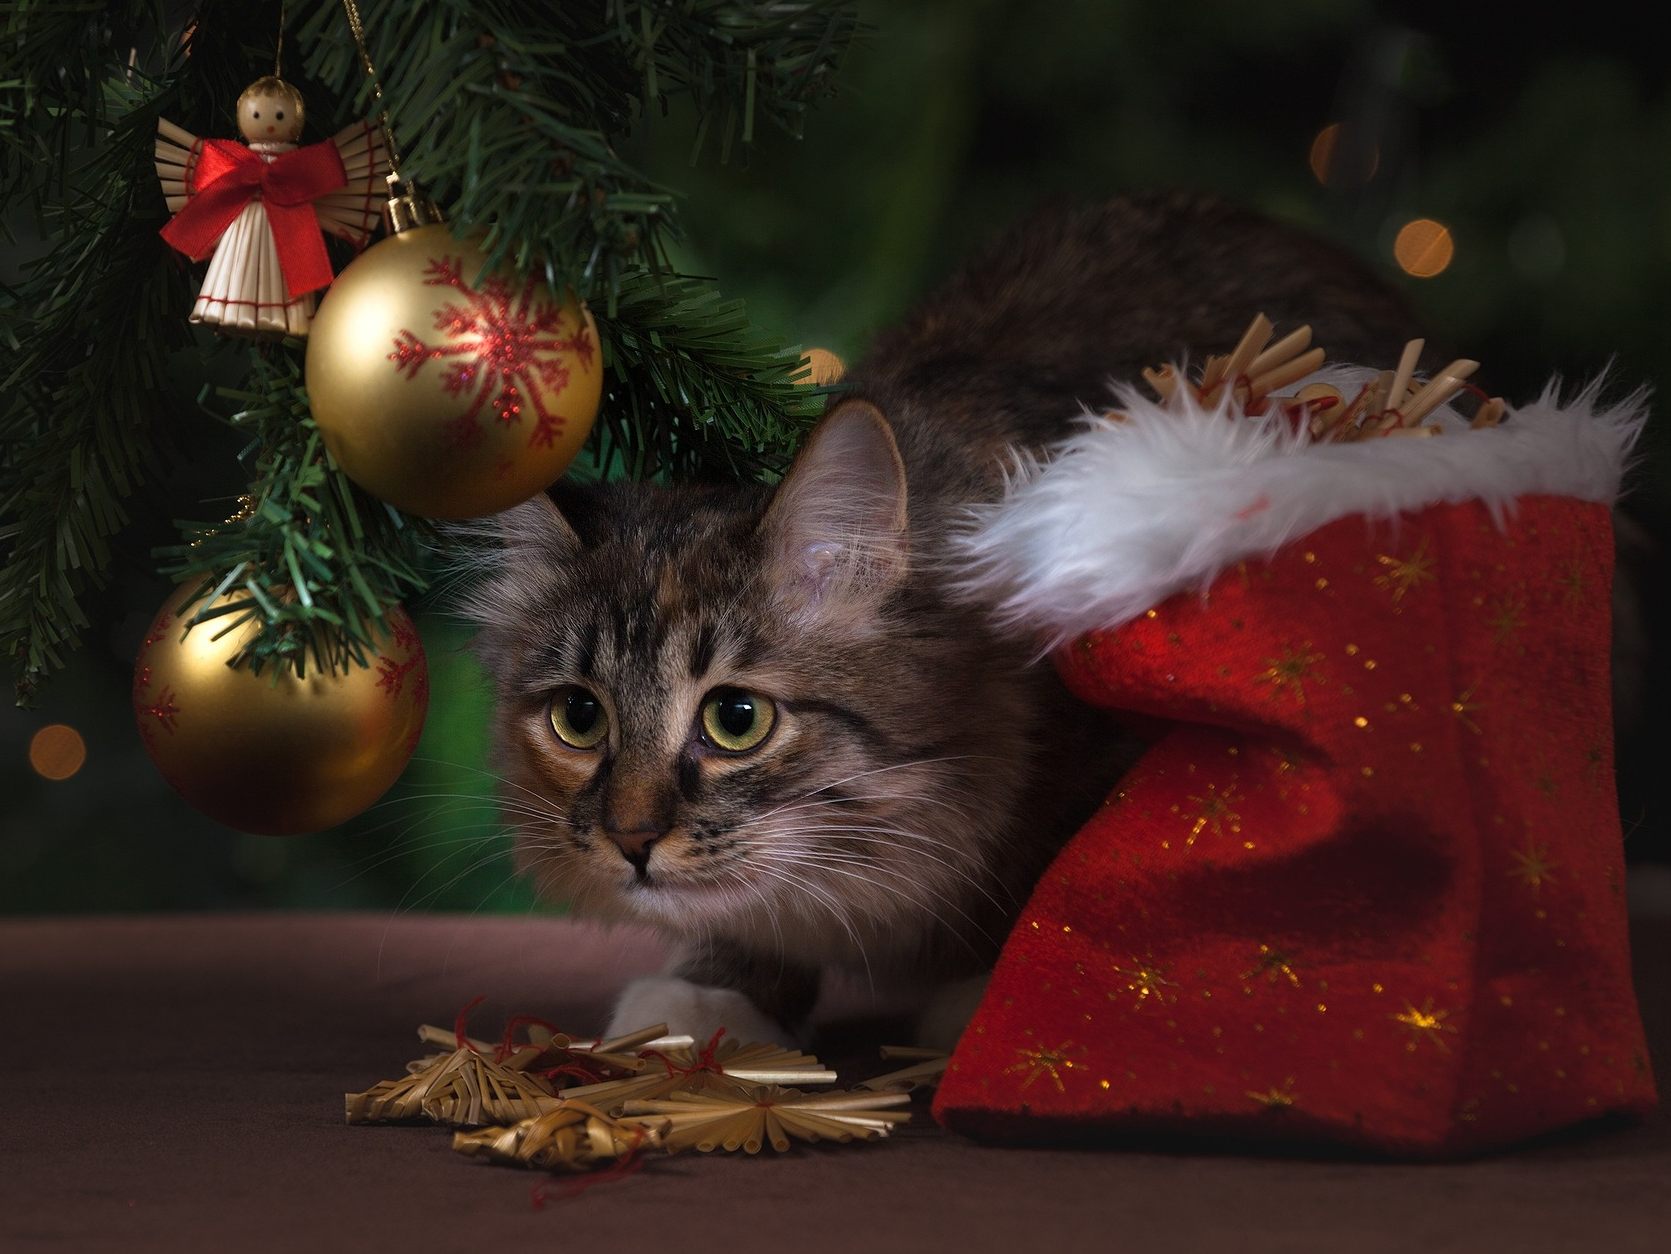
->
[506,482,779,699]
[532,569,767,690]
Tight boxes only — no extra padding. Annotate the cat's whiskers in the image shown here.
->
[335,793,546,888]
[351,795,501,841]
[407,754,570,812]
[768,823,1015,916]
[348,804,562,888]
[761,847,994,960]
[455,859,537,931]
[334,825,517,888]
[359,760,588,912]
[764,784,984,829]
[746,760,1007,924]
[751,755,989,824]
[389,820,547,912]
[758,809,1002,949]
[369,795,566,834]
[376,818,553,975]
[744,858,876,991]
[768,815,999,885]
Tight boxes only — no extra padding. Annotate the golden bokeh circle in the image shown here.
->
[306,224,603,519]
[801,346,846,386]
[1308,123,1380,187]
[28,724,87,781]
[1393,219,1455,279]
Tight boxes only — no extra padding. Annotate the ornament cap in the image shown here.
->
[384,174,445,234]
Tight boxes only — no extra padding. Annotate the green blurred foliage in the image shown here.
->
[3,0,1667,913]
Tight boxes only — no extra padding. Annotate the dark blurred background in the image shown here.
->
[4,0,1668,914]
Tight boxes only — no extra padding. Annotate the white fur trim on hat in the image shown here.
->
[953,367,1647,644]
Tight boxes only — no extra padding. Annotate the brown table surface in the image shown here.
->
[3,912,1667,1253]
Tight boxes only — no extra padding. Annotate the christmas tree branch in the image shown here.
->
[1,0,855,696]
[610,0,863,161]
[0,80,194,702]
[593,271,822,482]
[0,5,336,700]
[0,2,159,208]
[159,351,433,679]
[298,0,675,303]
[296,0,859,305]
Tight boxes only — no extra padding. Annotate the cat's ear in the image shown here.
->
[497,489,581,556]
[761,399,908,617]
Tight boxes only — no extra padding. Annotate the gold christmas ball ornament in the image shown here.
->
[305,223,604,519]
[132,583,429,836]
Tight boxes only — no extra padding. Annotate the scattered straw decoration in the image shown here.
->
[555,1028,842,1111]
[1139,315,1506,440]
[345,1044,564,1127]
[344,998,684,1128]
[452,1099,669,1172]
[346,1001,925,1191]
[620,1086,913,1154]
[855,1046,951,1094]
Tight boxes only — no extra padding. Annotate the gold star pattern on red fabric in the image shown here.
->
[1487,596,1526,644]
[1374,536,1435,604]
[1509,844,1558,892]
[1393,998,1457,1053]
[1255,646,1324,705]
[1005,1041,1081,1093]
[1450,686,1483,734]
[1111,958,1176,1008]
[1244,944,1301,987]
[1246,1078,1297,1109]
[1184,781,1243,846]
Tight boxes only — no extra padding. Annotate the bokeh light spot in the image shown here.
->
[29,724,87,781]
[801,347,846,386]
[1309,123,1379,187]
[1393,219,1455,278]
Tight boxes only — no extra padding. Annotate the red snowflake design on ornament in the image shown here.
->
[387,612,419,654]
[376,654,421,698]
[133,664,156,745]
[139,683,181,737]
[387,257,593,453]
[142,611,175,651]
[133,614,182,746]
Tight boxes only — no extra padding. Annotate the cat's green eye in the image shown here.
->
[700,688,776,753]
[549,685,608,750]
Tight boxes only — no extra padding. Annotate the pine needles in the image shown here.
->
[0,0,858,699]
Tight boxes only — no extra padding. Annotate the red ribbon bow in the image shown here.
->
[159,138,347,299]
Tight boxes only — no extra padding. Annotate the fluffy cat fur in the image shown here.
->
[465,192,1424,1045]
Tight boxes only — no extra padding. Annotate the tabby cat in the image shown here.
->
[467,192,1422,1046]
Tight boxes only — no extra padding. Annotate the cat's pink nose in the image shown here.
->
[607,829,663,867]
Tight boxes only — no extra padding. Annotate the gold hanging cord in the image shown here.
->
[337,0,441,229]
[337,0,403,174]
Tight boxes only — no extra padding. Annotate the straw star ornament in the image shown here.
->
[347,1006,920,1180]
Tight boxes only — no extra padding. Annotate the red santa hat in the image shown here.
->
[935,329,1656,1156]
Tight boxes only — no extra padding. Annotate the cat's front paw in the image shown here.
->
[605,976,796,1048]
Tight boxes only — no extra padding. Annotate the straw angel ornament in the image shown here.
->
[156,77,389,338]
